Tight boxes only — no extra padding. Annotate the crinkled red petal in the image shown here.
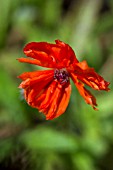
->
[54,83,71,119]
[74,60,110,91]
[18,70,53,89]
[55,40,78,67]
[71,73,98,110]
[21,40,78,69]
[18,70,54,80]
[18,70,54,107]
[36,81,71,120]
[17,58,43,66]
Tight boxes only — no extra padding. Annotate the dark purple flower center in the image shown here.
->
[54,69,69,85]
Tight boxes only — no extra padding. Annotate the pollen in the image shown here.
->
[54,69,69,85]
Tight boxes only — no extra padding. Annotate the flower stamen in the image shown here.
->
[54,69,69,85]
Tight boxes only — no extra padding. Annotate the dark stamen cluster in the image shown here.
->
[54,69,69,85]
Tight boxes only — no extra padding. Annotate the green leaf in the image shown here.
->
[20,127,78,152]
[72,153,96,170]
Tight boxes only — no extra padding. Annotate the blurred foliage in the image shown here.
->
[0,0,113,170]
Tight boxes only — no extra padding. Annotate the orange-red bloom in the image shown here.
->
[18,40,110,120]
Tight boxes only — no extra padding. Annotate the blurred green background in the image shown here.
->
[0,0,113,169]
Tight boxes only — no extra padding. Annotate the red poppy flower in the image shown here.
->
[18,40,110,120]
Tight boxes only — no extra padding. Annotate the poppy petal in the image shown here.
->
[74,61,110,91]
[18,70,53,89]
[18,70,54,80]
[55,40,79,67]
[18,70,54,108]
[34,81,60,118]
[54,83,71,119]
[45,83,62,120]
[71,73,97,110]
[23,42,60,68]
[21,40,78,69]
[35,81,71,120]
[17,58,43,66]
